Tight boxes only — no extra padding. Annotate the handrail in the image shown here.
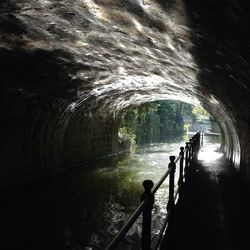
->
[151,168,171,195]
[105,168,173,250]
[105,131,202,250]
[153,206,172,250]
[106,201,146,249]
[151,153,182,195]
[153,176,182,250]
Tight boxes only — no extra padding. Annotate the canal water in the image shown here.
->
[0,134,221,250]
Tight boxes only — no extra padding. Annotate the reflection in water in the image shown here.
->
[89,138,186,249]
[0,134,221,250]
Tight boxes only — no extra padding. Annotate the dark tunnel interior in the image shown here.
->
[1,0,250,199]
[2,0,250,249]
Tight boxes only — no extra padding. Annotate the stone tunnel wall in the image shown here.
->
[184,0,250,182]
[1,93,120,187]
[0,47,120,187]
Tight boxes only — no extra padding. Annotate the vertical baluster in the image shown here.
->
[166,156,176,249]
[178,147,184,186]
[193,136,197,156]
[198,131,201,148]
[141,180,154,250]
[185,142,189,172]
[195,132,201,156]
[193,132,200,157]
[167,156,176,211]
[189,138,193,159]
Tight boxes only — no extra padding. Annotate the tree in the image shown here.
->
[119,100,196,148]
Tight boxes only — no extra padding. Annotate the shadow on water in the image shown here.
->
[0,137,183,249]
[0,134,221,250]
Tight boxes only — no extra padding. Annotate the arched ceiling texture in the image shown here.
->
[1,0,250,187]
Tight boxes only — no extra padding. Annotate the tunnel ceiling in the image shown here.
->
[1,0,250,115]
[1,0,250,185]
[1,0,203,114]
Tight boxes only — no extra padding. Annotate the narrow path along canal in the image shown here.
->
[0,134,221,250]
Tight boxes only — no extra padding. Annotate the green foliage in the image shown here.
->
[119,100,197,149]
[184,123,190,133]
[118,127,136,152]
[118,101,213,152]
[192,106,211,121]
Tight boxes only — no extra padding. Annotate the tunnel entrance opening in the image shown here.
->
[118,99,222,155]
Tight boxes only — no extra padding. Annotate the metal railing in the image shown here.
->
[105,131,202,250]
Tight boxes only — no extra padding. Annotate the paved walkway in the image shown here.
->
[161,145,250,250]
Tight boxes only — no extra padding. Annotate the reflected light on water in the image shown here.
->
[198,143,224,163]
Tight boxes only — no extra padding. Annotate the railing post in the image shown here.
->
[192,132,200,157]
[141,180,154,250]
[198,131,201,148]
[196,132,201,154]
[165,156,176,249]
[185,142,189,172]
[178,147,184,186]
[167,156,176,211]
[193,136,197,156]
[189,138,193,158]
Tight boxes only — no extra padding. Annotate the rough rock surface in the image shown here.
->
[1,0,250,187]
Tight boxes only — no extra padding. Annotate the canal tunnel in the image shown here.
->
[0,0,249,189]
